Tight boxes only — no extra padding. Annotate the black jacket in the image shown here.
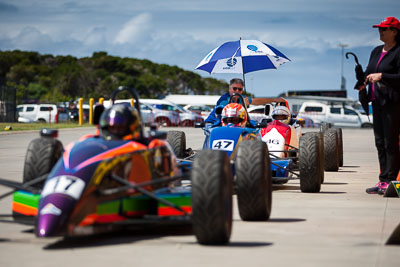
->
[365,44,400,105]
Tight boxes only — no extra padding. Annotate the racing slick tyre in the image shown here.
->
[191,150,233,245]
[236,140,272,221]
[336,128,344,167]
[305,132,325,184]
[23,137,63,189]
[323,128,339,172]
[320,122,332,132]
[299,134,322,193]
[166,131,186,158]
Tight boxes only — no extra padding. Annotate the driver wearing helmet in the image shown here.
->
[221,103,248,128]
[99,103,142,140]
[271,105,291,125]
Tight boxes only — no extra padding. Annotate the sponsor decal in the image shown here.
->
[40,203,62,216]
[247,45,263,54]
[226,58,237,67]
[247,45,258,52]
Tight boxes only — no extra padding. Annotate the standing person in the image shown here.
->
[205,78,252,124]
[365,17,400,194]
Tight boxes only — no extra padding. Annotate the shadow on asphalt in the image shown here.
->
[318,191,347,194]
[225,241,273,247]
[43,224,193,250]
[323,182,348,185]
[268,218,306,223]
[342,165,360,168]
[272,185,300,191]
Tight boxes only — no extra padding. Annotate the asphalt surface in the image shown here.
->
[0,126,399,267]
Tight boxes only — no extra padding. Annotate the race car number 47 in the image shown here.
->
[212,139,235,151]
[41,175,85,200]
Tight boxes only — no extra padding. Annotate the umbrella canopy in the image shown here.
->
[195,39,290,74]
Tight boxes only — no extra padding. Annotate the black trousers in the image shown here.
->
[372,101,400,182]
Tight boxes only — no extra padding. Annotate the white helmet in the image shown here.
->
[272,106,291,125]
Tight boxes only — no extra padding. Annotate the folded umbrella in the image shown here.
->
[346,52,370,118]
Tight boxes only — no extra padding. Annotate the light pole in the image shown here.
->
[338,43,348,90]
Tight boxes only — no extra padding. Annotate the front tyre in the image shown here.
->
[23,137,63,189]
[236,140,272,221]
[191,150,233,245]
[299,134,322,193]
[166,131,186,158]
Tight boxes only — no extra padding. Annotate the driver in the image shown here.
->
[99,103,142,140]
[271,105,291,125]
[205,78,252,124]
[221,103,248,127]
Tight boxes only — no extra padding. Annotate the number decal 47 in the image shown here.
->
[212,139,235,151]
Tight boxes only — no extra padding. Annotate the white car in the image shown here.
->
[298,101,373,128]
[17,104,58,123]
[141,99,204,127]
[183,104,212,120]
[247,105,272,123]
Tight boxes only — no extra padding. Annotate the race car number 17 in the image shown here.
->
[41,175,85,200]
[212,139,234,151]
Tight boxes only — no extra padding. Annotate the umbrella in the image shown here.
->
[345,52,370,119]
[195,39,290,87]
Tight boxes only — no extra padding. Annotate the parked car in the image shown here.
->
[141,99,204,127]
[247,105,272,123]
[183,104,212,120]
[17,104,58,123]
[106,100,181,126]
[297,101,373,128]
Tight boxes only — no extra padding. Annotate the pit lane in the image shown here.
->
[0,127,398,267]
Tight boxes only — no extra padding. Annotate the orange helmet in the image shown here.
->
[221,103,247,127]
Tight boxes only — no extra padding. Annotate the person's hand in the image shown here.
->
[366,73,382,83]
[244,97,250,107]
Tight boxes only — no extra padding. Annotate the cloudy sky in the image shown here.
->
[1,0,399,99]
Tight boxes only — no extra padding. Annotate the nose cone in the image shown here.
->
[36,195,75,237]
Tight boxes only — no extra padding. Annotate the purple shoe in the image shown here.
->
[378,182,390,195]
[366,182,388,194]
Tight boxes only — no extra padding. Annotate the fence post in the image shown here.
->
[79,98,83,126]
[89,98,94,125]
[99,97,104,105]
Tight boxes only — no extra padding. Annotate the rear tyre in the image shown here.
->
[23,137,63,189]
[336,128,344,167]
[299,134,322,193]
[323,128,339,171]
[236,140,272,221]
[166,131,186,158]
[191,150,233,245]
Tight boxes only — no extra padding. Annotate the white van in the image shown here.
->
[17,104,58,123]
[298,102,372,128]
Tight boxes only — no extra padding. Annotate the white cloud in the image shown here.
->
[114,13,152,45]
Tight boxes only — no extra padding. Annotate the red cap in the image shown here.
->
[373,16,400,30]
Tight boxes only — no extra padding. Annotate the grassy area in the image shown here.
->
[0,122,94,132]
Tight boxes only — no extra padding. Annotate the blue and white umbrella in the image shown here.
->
[195,39,290,75]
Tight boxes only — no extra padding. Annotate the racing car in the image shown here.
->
[260,99,343,186]
[0,86,237,245]
[168,94,324,197]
